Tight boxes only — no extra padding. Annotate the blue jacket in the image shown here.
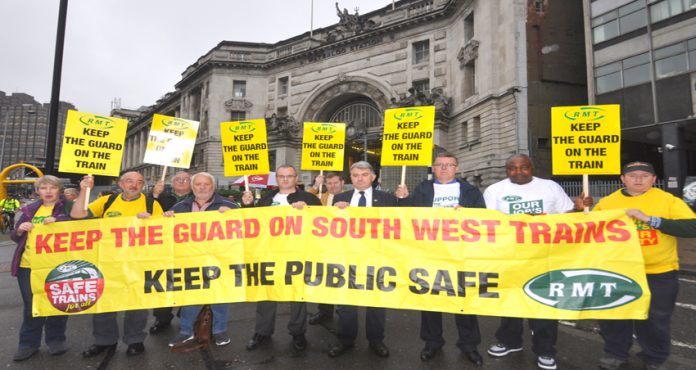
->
[398,178,485,208]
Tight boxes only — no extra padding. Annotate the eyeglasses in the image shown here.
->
[277,175,297,180]
[433,163,457,169]
[173,178,190,183]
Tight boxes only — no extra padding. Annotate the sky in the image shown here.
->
[0,0,392,114]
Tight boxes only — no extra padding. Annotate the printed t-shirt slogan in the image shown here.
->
[301,122,346,171]
[220,118,270,176]
[551,105,621,175]
[143,114,199,168]
[381,106,435,166]
[58,110,128,177]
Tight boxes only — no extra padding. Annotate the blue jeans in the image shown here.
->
[17,267,68,350]
[179,304,229,335]
[599,270,679,365]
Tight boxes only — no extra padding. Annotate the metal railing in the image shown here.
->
[558,179,666,198]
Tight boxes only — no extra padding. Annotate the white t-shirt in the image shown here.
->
[272,193,290,206]
[433,182,460,208]
[483,177,574,215]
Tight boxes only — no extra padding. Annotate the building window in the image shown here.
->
[470,116,481,141]
[592,1,646,44]
[595,62,622,94]
[460,121,468,143]
[278,76,289,96]
[622,52,651,87]
[413,79,430,93]
[230,111,246,121]
[463,62,476,99]
[413,40,430,64]
[464,13,474,43]
[233,80,246,97]
[650,0,696,23]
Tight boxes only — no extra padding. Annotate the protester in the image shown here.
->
[395,152,485,366]
[306,172,345,325]
[328,161,397,358]
[71,171,163,357]
[483,154,590,370]
[593,161,695,370]
[148,170,193,335]
[62,188,79,202]
[1,194,21,230]
[10,176,72,361]
[241,165,321,352]
[164,172,239,347]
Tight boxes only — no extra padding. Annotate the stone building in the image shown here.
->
[0,91,75,171]
[584,0,696,195]
[121,0,587,190]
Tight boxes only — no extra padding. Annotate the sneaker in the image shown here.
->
[48,341,68,356]
[168,333,194,347]
[537,356,557,370]
[13,347,38,362]
[598,354,627,370]
[214,332,231,346]
[487,343,523,357]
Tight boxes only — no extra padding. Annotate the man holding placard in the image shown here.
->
[483,154,590,370]
[241,165,321,352]
[71,171,163,357]
[395,152,486,366]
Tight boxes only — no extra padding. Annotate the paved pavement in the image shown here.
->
[0,234,694,370]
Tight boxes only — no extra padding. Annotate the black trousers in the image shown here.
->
[495,317,558,356]
[599,270,679,365]
[336,305,385,345]
[316,303,334,317]
[152,307,174,323]
[420,311,481,352]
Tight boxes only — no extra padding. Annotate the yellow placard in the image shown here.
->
[58,110,128,177]
[301,122,346,171]
[143,114,199,168]
[551,105,621,175]
[381,106,435,166]
[30,207,649,320]
[220,119,270,176]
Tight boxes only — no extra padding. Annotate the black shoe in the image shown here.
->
[149,320,171,335]
[308,312,333,325]
[420,347,440,361]
[292,334,308,351]
[465,350,484,366]
[246,333,270,351]
[369,341,390,358]
[82,344,116,358]
[328,342,354,358]
[126,342,145,356]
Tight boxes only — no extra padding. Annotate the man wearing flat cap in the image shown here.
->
[594,161,694,370]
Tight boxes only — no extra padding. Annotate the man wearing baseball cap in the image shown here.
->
[593,161,694,370]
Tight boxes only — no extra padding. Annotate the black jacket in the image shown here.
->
[332,188,397,207]
[398,178,485,208]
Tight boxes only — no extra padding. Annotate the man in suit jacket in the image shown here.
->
[328,161,396,358]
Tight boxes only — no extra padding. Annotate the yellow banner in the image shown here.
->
[551,105,621,175]
[301,122,346,171]
[30,208,649,320]
[57,110,128,177]
[143,114,199,168]
[381,106,435,166]
[220,119,270,176]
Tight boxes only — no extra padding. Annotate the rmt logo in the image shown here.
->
[523,269,643,311]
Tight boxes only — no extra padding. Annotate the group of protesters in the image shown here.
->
[10,153,695,370]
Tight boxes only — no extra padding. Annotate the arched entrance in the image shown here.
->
[328,99,382,174]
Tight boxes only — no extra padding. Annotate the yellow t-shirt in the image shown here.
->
[88,194,163,218]
[19,205,54,268]
[594,187,694,274]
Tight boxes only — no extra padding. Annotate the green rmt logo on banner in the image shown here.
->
[523,269,643,311]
